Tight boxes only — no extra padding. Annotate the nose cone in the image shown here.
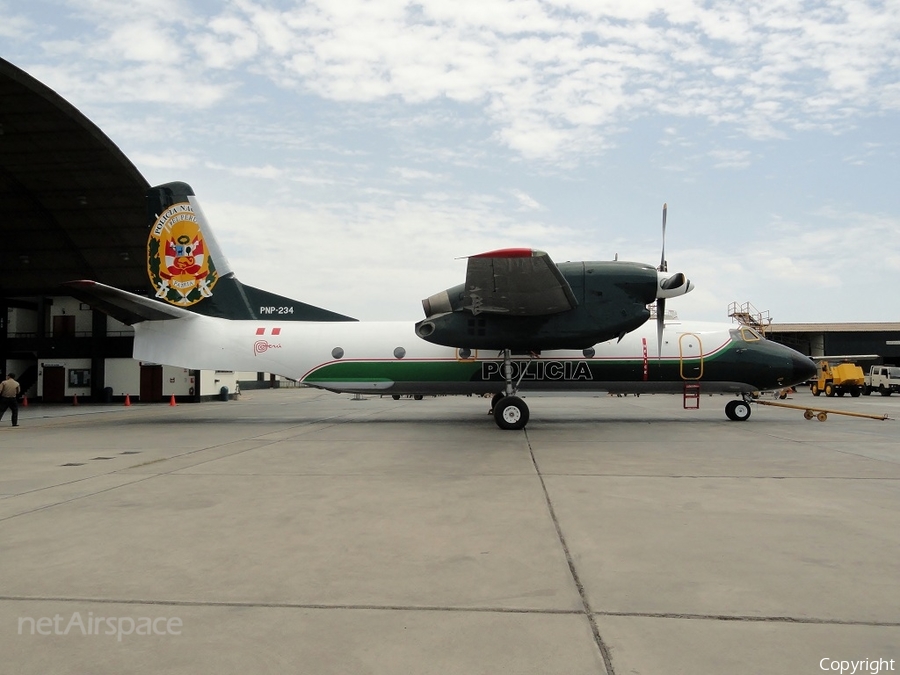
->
[791,352,817,385]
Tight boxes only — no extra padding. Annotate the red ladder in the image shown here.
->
[683,383,701,409]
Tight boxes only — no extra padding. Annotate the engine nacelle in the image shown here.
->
[414,261,690,351]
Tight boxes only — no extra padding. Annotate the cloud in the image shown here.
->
[511,189,542,211]
[9,1,900,162]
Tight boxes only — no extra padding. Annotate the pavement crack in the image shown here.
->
[525,429,615,675]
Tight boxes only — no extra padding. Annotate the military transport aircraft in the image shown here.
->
[66,182,817,430]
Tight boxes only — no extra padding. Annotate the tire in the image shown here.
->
[825,384,834,397]
[391,394,401,400]
[413,394,424,401]
[863,387,871,396]
[879,386,892,397]
[850,389,861,398]
[811,383,821,397]
[725,399,751,421]
[490,391,505,412]
[493,396,529,430]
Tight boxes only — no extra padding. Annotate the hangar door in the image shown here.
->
[42,366,65,402]
[140,365,163,402]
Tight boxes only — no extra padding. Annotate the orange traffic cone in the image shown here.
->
[124,394,131,407]
[22,395,28,407]
[72,394,79,406]
[169,394,177,407]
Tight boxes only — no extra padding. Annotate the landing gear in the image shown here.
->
[490,348,531,430]
[493,395,529,430]
[490,391,505,413]
[725,398,752,421]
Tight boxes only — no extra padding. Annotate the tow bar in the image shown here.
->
[755,399,892,422]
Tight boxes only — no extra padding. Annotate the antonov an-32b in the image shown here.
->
[67,182,816,430]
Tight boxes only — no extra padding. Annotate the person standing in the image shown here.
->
[0,372,21,427]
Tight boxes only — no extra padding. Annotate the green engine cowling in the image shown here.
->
[414,261,669,351]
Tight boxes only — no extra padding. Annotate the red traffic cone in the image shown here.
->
[22,395,28,407]
[124,394,131,407]
[169,394,177,407]
[73,394,79,406]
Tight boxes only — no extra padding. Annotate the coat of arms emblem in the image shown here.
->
[147,202,218,305]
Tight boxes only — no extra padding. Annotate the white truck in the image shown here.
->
[863,365,900,396]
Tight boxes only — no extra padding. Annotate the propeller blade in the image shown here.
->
[656,297,666,359]
[659,203,667,272]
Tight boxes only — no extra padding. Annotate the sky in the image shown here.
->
[3,0,899,324]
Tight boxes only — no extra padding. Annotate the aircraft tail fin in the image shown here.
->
[144,182,355,322]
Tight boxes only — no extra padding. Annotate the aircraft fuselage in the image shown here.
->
[133,317,815,397]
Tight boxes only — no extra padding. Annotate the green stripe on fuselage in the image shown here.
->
[302,345,738,387]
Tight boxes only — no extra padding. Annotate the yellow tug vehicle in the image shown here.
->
[810,360,865,398]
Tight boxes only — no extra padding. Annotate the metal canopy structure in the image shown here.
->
[0,56,149,299]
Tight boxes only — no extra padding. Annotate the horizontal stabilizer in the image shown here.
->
[63,280,192,324]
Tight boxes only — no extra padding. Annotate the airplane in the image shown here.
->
[65,182,817,430]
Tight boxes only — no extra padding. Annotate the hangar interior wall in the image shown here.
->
[3,302,291,403]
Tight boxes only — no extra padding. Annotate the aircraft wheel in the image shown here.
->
[490,391,505,412]
[803,410,815,420]
[493,396,529,430]
[725,399,751,421]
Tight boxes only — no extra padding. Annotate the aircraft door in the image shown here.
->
[679,333,703,380]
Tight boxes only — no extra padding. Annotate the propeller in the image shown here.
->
[656,203,667,359]
[659,202,667,274]
[654,203,694,358]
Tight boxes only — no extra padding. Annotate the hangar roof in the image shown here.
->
[0,56,149,299]
[770,322,900,333]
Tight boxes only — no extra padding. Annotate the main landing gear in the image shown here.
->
[490,349,531,430]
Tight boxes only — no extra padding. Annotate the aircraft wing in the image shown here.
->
[463,248,578,316]
[63,280,192,324]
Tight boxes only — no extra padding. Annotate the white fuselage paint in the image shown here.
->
[133,314,752,395]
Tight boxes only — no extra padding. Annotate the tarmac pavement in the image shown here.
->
[1,387,898,674]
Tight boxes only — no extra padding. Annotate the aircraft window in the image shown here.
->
[393,347,407,359]
[332,347,344,359]
[740,327,762,342]
[583,347,595,358]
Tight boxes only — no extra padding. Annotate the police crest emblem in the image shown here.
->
[147,202,218,305]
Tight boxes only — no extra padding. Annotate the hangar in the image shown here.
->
[1,57,898,402]
[0,56,270,403]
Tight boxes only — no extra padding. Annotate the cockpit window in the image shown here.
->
[738,327,763,342]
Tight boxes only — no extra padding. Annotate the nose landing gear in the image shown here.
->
[725,396,753,421]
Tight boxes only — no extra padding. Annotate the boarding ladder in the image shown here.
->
[683,383,701,409]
